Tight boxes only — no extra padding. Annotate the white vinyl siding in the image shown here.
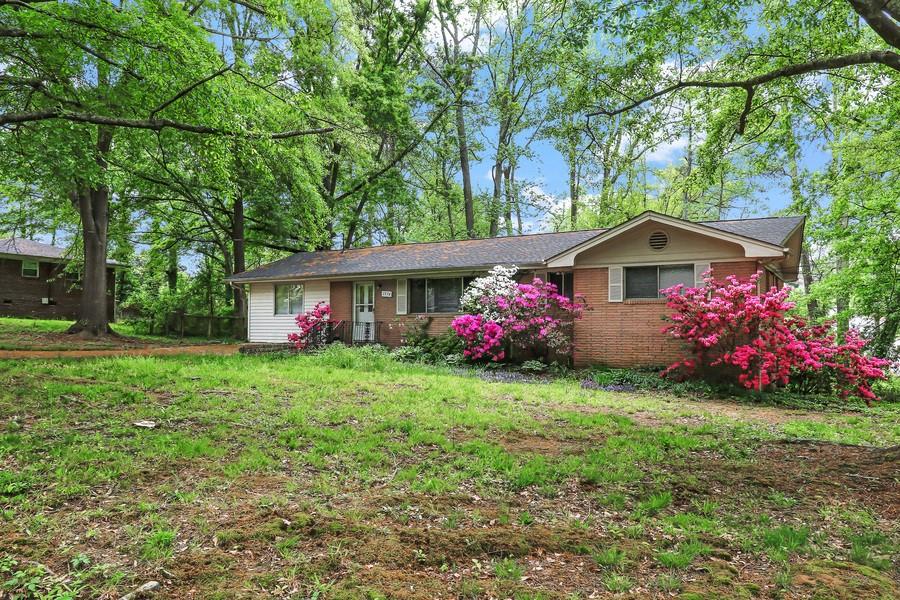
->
[247,280,330,343]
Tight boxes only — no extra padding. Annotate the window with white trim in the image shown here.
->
[274,284,303,314]
[407,276,477,313]
[547,271,574,301]
[625,264,693,299]
[21,259,39,278]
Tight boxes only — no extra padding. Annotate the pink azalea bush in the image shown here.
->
[288,301,332,350]
[451,265,585,362]
[661,273,891,402]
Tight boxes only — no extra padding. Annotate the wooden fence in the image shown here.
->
[162,312,246,340]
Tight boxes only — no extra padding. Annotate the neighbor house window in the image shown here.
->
[625,264,693,299]
[408,277,469,313]
[21,259,39,278]
[274,284,303,314]
[547,271,574,301]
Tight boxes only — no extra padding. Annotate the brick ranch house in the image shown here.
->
[0,238,119,320]
[229,211,804,367]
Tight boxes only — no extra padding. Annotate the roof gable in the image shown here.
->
[546,212,796,268]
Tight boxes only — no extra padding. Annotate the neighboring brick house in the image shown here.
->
[0,238,119,320]
[228,211,804,367]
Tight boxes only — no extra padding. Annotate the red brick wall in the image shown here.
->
[0,258,115,320]
[573,261,760,368]
[329,281,352,322]
[713,260,760,282]
[330,278,458,347]
[327,262,763,361]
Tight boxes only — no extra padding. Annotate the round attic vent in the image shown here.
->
[649,230,669,251]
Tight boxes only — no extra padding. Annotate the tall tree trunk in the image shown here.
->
[206,258,214,337]
[344,189,369,249]
[68,127,113,337]
[443,166,455,238]
[166,245,178,292]
[716,169,727,219]
[511,167,523,235]
[502,165,513,236]
[681,117,693,220]
[786,115,818,319]
[322,142,341,248]
[232,193,245,318]
[490,160,503,237]
[456,105,476,237]
[835,213,850,335]
[872,314,899,359]
[800,249,819,319]
[223,246,234,306]
[569,144,578,229]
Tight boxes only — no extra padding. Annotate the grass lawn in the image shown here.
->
[0,317,231,350]
[1,346,897,598]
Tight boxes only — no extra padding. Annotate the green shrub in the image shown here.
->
[519,360,547,374]
[872,376,900,403]
[586,367,714,396]
[394,325,464,365]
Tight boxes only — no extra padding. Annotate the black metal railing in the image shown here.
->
[329,320,382,345]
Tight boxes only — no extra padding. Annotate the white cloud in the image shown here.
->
[645,136,688,164]
[524,185,568,233]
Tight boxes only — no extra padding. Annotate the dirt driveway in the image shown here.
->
[0,344,241,359]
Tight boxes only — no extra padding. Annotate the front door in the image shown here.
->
[353,281,375,342]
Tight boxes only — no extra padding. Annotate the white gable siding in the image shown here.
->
[247,280,330,343]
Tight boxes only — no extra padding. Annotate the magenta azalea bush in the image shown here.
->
[661,272,891,402]
[288,301,332,350]
[451,265,585,362]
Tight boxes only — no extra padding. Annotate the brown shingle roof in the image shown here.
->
[230,229,605,281]
[230,214,804,282]
[0,238,122,265]
[701,216,804,247]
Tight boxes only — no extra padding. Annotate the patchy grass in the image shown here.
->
[0,345,897,598]
[0,316,229,350]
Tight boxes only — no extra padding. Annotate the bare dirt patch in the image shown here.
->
[674,441,900,520]
[498,432,594,456]
[0,343,240,359]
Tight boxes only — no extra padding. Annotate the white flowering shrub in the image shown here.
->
[460,265,519,321]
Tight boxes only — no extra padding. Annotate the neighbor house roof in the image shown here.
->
[229,213,804,282]
[0,238,123,266]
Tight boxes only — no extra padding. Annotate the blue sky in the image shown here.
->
[465,129,829,233]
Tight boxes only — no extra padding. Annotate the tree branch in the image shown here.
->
[849,0,900,50]
[332,100,455,203]
[0,28,31,37]
[150,64,231,118]
[0,109,333,138]
[227,0,267,15]
[68,39,143,80]
[587,50,900,132]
